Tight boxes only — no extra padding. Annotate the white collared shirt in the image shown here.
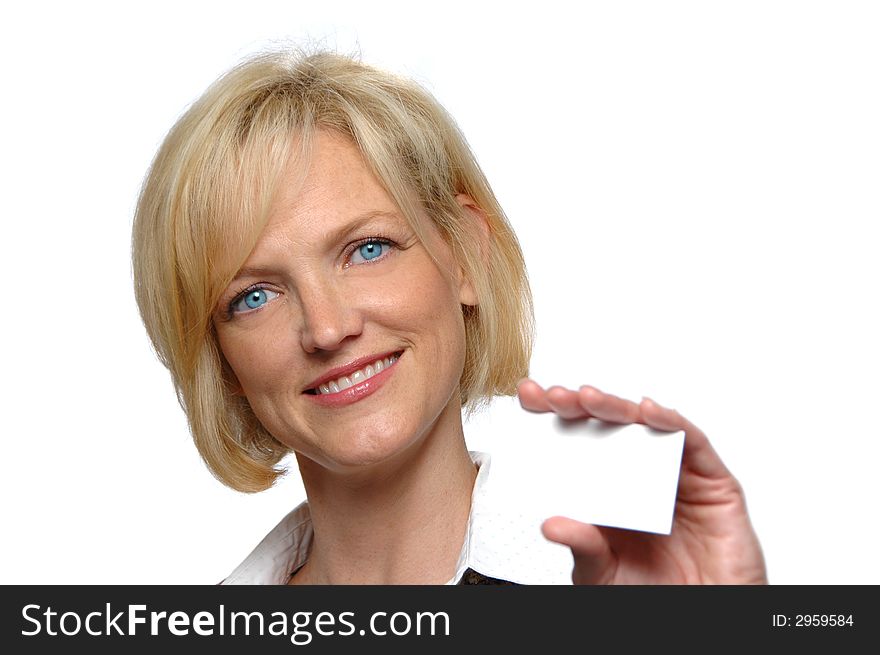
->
[221,452,574,585]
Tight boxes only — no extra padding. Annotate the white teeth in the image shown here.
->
[314,353,400,395]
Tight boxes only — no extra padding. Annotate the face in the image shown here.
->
[214,130,477,473]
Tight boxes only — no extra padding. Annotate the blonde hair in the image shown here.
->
[132,50,534,492]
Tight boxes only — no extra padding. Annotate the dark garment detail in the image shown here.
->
[287,565,517,585]
[288,563,306,583]
[457,567,518,585]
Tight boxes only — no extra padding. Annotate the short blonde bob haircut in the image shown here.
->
[133,49,534,493]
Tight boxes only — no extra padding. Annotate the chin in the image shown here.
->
[305,419,422,473]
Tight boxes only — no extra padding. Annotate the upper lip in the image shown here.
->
[303,350,402,392]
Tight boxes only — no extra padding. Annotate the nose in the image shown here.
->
[297,279,364,353]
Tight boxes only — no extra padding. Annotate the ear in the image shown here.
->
[454,193,490,307]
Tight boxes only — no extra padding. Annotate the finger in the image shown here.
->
[542,516,617,585]
[546,385,593,420]
[516,377,555,412]
[639,397,732,480]
[577,386,642,424]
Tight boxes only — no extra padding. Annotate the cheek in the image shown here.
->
[392,265,468,371]
[217,327,291,395]
[379,262,462,335]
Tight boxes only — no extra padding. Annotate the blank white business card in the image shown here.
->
[480,405,685,535]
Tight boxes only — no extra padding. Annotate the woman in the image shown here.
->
[132,50,766,584]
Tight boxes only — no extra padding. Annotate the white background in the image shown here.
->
[1,1,877,584]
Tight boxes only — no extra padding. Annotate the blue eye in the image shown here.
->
[230,287,278,315]
[349,239,393,265]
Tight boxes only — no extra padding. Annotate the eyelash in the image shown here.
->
[223,234,399,319]
[343,234,397,268]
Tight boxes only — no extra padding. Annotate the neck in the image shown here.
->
[289,397,477,585]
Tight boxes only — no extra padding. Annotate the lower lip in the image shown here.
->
[303,353,402,408]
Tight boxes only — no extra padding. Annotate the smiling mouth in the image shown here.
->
[303,351,403,395]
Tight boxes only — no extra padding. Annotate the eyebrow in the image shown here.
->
[230,210,406,282]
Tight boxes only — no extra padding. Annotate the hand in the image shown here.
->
[516,378,768,584]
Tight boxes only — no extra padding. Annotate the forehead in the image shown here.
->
[261,130,405,244]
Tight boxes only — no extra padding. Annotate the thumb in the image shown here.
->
[542,516,617,585]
